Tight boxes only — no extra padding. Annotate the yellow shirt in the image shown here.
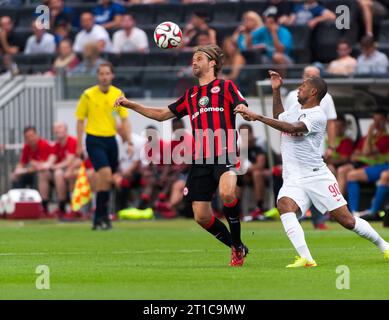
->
[75,85,128,137]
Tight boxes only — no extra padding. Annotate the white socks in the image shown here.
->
[280,212,314,261]
[353,217,389,252]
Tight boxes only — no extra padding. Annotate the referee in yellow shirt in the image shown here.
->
[75,62,131,230]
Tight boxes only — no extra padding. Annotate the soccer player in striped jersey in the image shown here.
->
[115,45,248,266]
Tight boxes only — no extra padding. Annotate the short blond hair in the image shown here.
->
[243,11,263,29]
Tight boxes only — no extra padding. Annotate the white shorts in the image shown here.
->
[277,167,347,217]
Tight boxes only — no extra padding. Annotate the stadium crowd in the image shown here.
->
[0,0,389,82]
[1,1,389,225]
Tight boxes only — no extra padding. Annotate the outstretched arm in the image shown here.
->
[234,105,308,134]
[115,97,175,122]
[269,70,285,119]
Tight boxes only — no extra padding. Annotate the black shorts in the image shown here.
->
[183,163,243,202]
[86,134,118,172]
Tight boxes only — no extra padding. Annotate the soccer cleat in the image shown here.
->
[242,244,249,257]
[384,249,389,261]
[286,256,317,268]
[229,245,245,267]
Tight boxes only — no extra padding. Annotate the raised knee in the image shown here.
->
[277,198,289,213]
[220,190,235,204]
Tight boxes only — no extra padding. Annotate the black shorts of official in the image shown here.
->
[86,134,118,173]
[183,163,243,202]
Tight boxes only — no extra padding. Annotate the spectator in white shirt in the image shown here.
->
[24,20,56,55]
[356,35,389,75]
[112,14,149,53]
[73,12,113,53]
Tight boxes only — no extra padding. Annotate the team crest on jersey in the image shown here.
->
[298,114,306,121]
[198,96,209,107]
[211,86,220,94]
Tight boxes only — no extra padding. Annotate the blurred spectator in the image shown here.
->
[51,122,77,217]
[357,0,374,37]
[337,109,389,195]
[356,35,389,75]
[11,126,55,215]
[73,12,113,53]
[356,169,389,218]
[53,20,72,46]
[94,0,125,30]
[48,0,75,45]
[195,30,212,46]
[49,0,76,29]
[326,39,357,76]
[252,14,293,67]
[0,16,20,55]
[346,110,389,214]
[239,123,267,219]
[70,42,105,76]
[48,39,80,75]
[112,14,149,53]
[263,0,294,25]
[0,54,19,80]
[154,118,192,218]
[125,0,167,3]
[288,0,336,28]
[233,11,263,52]
[24,20,56,55]
[325,116,355,175]
[182,11,216,48]
[221,36,246,81]
[113,125,144,210]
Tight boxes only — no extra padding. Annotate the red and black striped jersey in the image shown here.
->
[168,79,248,161]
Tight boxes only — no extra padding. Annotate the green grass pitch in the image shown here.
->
[0,218,388,299]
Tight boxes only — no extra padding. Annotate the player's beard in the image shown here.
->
[297,95,307,105]
[193,67,202,78]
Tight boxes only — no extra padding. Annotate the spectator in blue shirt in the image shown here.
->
[93,0,125,30]
[252,14,293,66]
[289,0,336,29]
[233,11,263,52]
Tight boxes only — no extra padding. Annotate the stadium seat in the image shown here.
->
[378,20,389,44]
[0,6,18,21]
[238,1,268,20]
[175,51,193,66]
[71,3,96,17]
[13,53,54,74]
[126,5,155,27]
[143,52,175,67]
[116,52,145,67]
[212,24,239,45]
[154,4,185,24]
[182,3,213,23]
[212,2,241,24]
[311,21,344,63]
[141,71,178,98]
[285,25,311,63]
[14,6,37,29]
[12,29,31,52]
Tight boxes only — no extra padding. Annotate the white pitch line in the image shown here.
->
[0,246,360,257]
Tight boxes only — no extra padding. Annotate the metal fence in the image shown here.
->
[0,75,55,194]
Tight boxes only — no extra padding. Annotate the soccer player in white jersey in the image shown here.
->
[235,70,389,267]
